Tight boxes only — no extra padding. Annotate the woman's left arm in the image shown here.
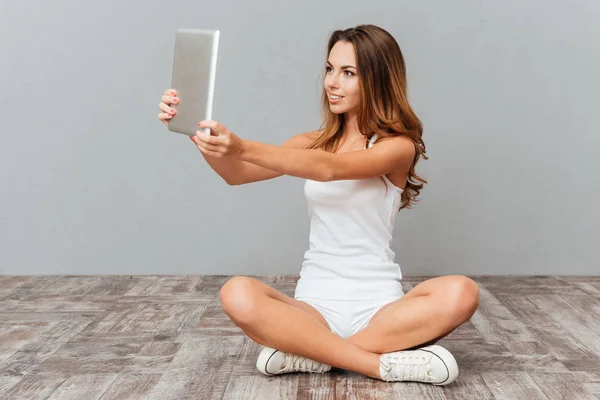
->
[195,120,333,181]
[241,137,415,182]
[241,140,333,181]
[195,120,414,182]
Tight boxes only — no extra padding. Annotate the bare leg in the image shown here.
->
[219,275,479,379]
[347,275,480,354]
[219,276,382,379]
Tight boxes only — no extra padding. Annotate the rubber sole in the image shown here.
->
[256,346,279,376]
[420,345,459,385]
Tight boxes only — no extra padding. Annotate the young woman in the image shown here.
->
[158,24,479,385]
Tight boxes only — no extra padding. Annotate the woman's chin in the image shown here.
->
[328,106,346,114]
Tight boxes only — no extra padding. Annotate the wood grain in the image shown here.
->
[0,275,598,399]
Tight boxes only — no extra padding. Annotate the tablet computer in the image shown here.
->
[168,28,220,136]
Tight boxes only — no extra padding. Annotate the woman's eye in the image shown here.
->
[325,67,354,76]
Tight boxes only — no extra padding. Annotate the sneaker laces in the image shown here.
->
[382,353,434,382]
[282,353,330,373]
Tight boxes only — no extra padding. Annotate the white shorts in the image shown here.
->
[295,295,404,339]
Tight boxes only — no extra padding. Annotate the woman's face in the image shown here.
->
[324,41,360,115]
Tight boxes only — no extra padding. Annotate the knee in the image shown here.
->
[445,276,480,323]
[219,276,260,326]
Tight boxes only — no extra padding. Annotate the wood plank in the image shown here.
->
[0,322,50,353]
[481,372,547,399]
[468,287,539,353]
[0,276,31,292]
[114,303,190,333]
[496,294,598,361]
[529,372,597,400]
[46,373,118,400]
[78,304,150,334]
[153,302,209,341]
[443,373,494,400]
[97,373,161,400]
[144,334,244,400]
[0,321,89,377]
[28,357,134,375]
[0,275,597,399]
[121,356,176,374]
[2,374,67,400]
[9,276,100,297]
[573,282,600,297]
[227,337,264,377]
[295,373,334,399]
[442,321,489,341]
[82,277,139,296]
[0,311,102,323]
[123,276,200,297]
[570,372,600,400]
[137,341,181,357]
[441,339,568,372]
[560,293,600,333]
[2,295,121,313]
[556,276,600,283]
[475,276,575,296]
[50,332,153,358]
[528,294,600,355]
[338,372,407,399]
[392,380,449,399]
[222,374,298,400]
[0,375,22,398]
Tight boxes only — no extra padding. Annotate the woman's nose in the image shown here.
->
[326,74,340,88]
[327,78,339,89]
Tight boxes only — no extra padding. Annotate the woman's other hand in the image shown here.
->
[191,121,244,158]
[157,88,179,126]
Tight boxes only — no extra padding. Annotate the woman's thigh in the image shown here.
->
[368,275,475,324]
[222,276,332,331]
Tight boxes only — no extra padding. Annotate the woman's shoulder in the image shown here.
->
[282,130,322,149]
[303,129,324,140]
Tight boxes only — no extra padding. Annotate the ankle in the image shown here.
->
[370,353,385,380]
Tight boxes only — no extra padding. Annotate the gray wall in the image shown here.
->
[1,0,599,276]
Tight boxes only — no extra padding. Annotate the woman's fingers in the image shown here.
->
[158,89,178,125]
[197,120,225,135]
[158,102,176,115]
[192,135,221,156]
[163,89,178,100]
[195,141,219,157]
[193,136,220,152]
[158,112,172,125]
[161,95,179,105]
[157,108,174,119]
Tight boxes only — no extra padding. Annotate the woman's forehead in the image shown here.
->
[328,41,356,64]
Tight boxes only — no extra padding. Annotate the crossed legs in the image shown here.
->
[219,275,479,379]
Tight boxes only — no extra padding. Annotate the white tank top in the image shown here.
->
[294,134,405,301]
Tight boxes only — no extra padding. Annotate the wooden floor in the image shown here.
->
[0,275,599,400]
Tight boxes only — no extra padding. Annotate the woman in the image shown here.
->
[157,24,479,385]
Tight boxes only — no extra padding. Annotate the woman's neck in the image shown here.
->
[341,111,364,141]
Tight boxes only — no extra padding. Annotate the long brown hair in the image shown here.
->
[305,24,428,210]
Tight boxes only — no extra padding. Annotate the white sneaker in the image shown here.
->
[379,344,459,385]
[256,346,332,375]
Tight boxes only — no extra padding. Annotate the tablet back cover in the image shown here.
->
[168,28,219,136]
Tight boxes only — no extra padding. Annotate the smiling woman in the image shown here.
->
[324,48,361,109]
[158,24,477,387]
[307,26,428,212]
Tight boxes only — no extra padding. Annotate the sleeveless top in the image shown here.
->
[294,134,405,301]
